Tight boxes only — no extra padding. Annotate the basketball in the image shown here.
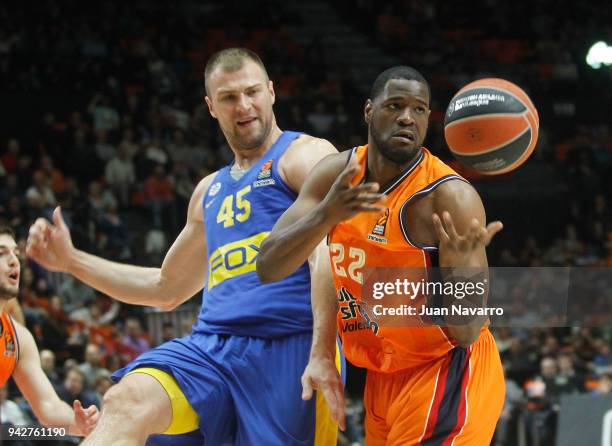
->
[444,78,539,175]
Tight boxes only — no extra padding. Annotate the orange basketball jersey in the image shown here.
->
[0,311,19,386]
[330,145,477,373]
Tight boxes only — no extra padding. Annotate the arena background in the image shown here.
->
[0,1,611,445]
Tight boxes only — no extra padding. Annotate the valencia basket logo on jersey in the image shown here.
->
[254,160,276,188]
[367,209,389,244]
[338,287,379,335]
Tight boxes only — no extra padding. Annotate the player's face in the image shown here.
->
[205,60,276,151]
[0,235,19,300]
[366,79,431,164]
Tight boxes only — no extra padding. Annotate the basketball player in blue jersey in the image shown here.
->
[26,48,346,446]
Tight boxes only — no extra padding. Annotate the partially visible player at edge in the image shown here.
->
[0,226,99,436]
[257,66,505,445]
[27,48,345,446]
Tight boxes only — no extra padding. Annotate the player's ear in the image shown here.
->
[364,99,373,125]
[268,80,275,105]
[205,96,217,119]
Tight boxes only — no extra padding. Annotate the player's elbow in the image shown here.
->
[256,258,279,284]
[159,300,179,312]
[448,325,481,348]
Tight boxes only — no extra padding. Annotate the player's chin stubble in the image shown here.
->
[370,123,420,165]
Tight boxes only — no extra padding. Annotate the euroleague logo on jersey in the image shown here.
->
[367,209,389,244]
[254,160,276,188]
[4,331,16,357]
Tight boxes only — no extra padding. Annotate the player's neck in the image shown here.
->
[366,144,421,189]
[232,125,283,171]
[0,299,7,314]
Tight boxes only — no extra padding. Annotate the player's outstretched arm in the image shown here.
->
[26,175,215,310]
[257,153,385,283]
[12,322,100,436]
[430,180,503,347]
[302,242,346,430]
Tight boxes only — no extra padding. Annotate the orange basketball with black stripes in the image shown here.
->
[444,78,539,175]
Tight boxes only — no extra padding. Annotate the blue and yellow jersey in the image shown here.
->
[193,131,312,338]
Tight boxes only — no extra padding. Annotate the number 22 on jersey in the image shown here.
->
[217,185,251,228]
[330,243,366,284]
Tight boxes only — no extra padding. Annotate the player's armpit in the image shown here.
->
[278,135,338,193]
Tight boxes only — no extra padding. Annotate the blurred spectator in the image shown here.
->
[37,155,66,195]
[494,368,524,446]
[93,375,113,404]
[88,94,120,135]
[2,139,21,174]
[0,385,32,425]
[144,164,176,231]
[161,322,176,344]
[105,142,136,207]
[40,349,62,388]
[94,130,117,163]
[25,171,56,214]
[58,275,96,315]
[306,100,335,138]
[592,373,612,395]
[87,181,118,220]
[78,344,111,388]
[97,202,131,259]
[121,318,151,359]
[145,229,167,266]
[166,129,191,164]
[57,368,99,409]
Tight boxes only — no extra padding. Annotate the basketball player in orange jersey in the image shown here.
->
[0,226,99,436]
[258,66,505,445]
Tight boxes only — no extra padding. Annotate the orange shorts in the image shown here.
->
[363,330,504,446]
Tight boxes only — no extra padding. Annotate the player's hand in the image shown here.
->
[71,400,100,436]
[301,356,346,431]
[319,158,386,225]
[432,211,503,264]
[26,207,75,272]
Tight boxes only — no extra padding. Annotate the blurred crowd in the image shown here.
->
[0,1,610,445]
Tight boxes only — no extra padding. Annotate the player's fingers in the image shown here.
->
[350,204,386,213]
[320,384,341,423]
[301,376,314,401]
[432,213,450,243]
[353,193,386,204]
[357,182,380,193]
[442,211,460,240]
[53,206,68,230]
[336,159,361,187]
[466,219,481,248]
[484,221,504,245]
[73,400,82,413]
[344,183,381,199]
[332,379,346,431]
